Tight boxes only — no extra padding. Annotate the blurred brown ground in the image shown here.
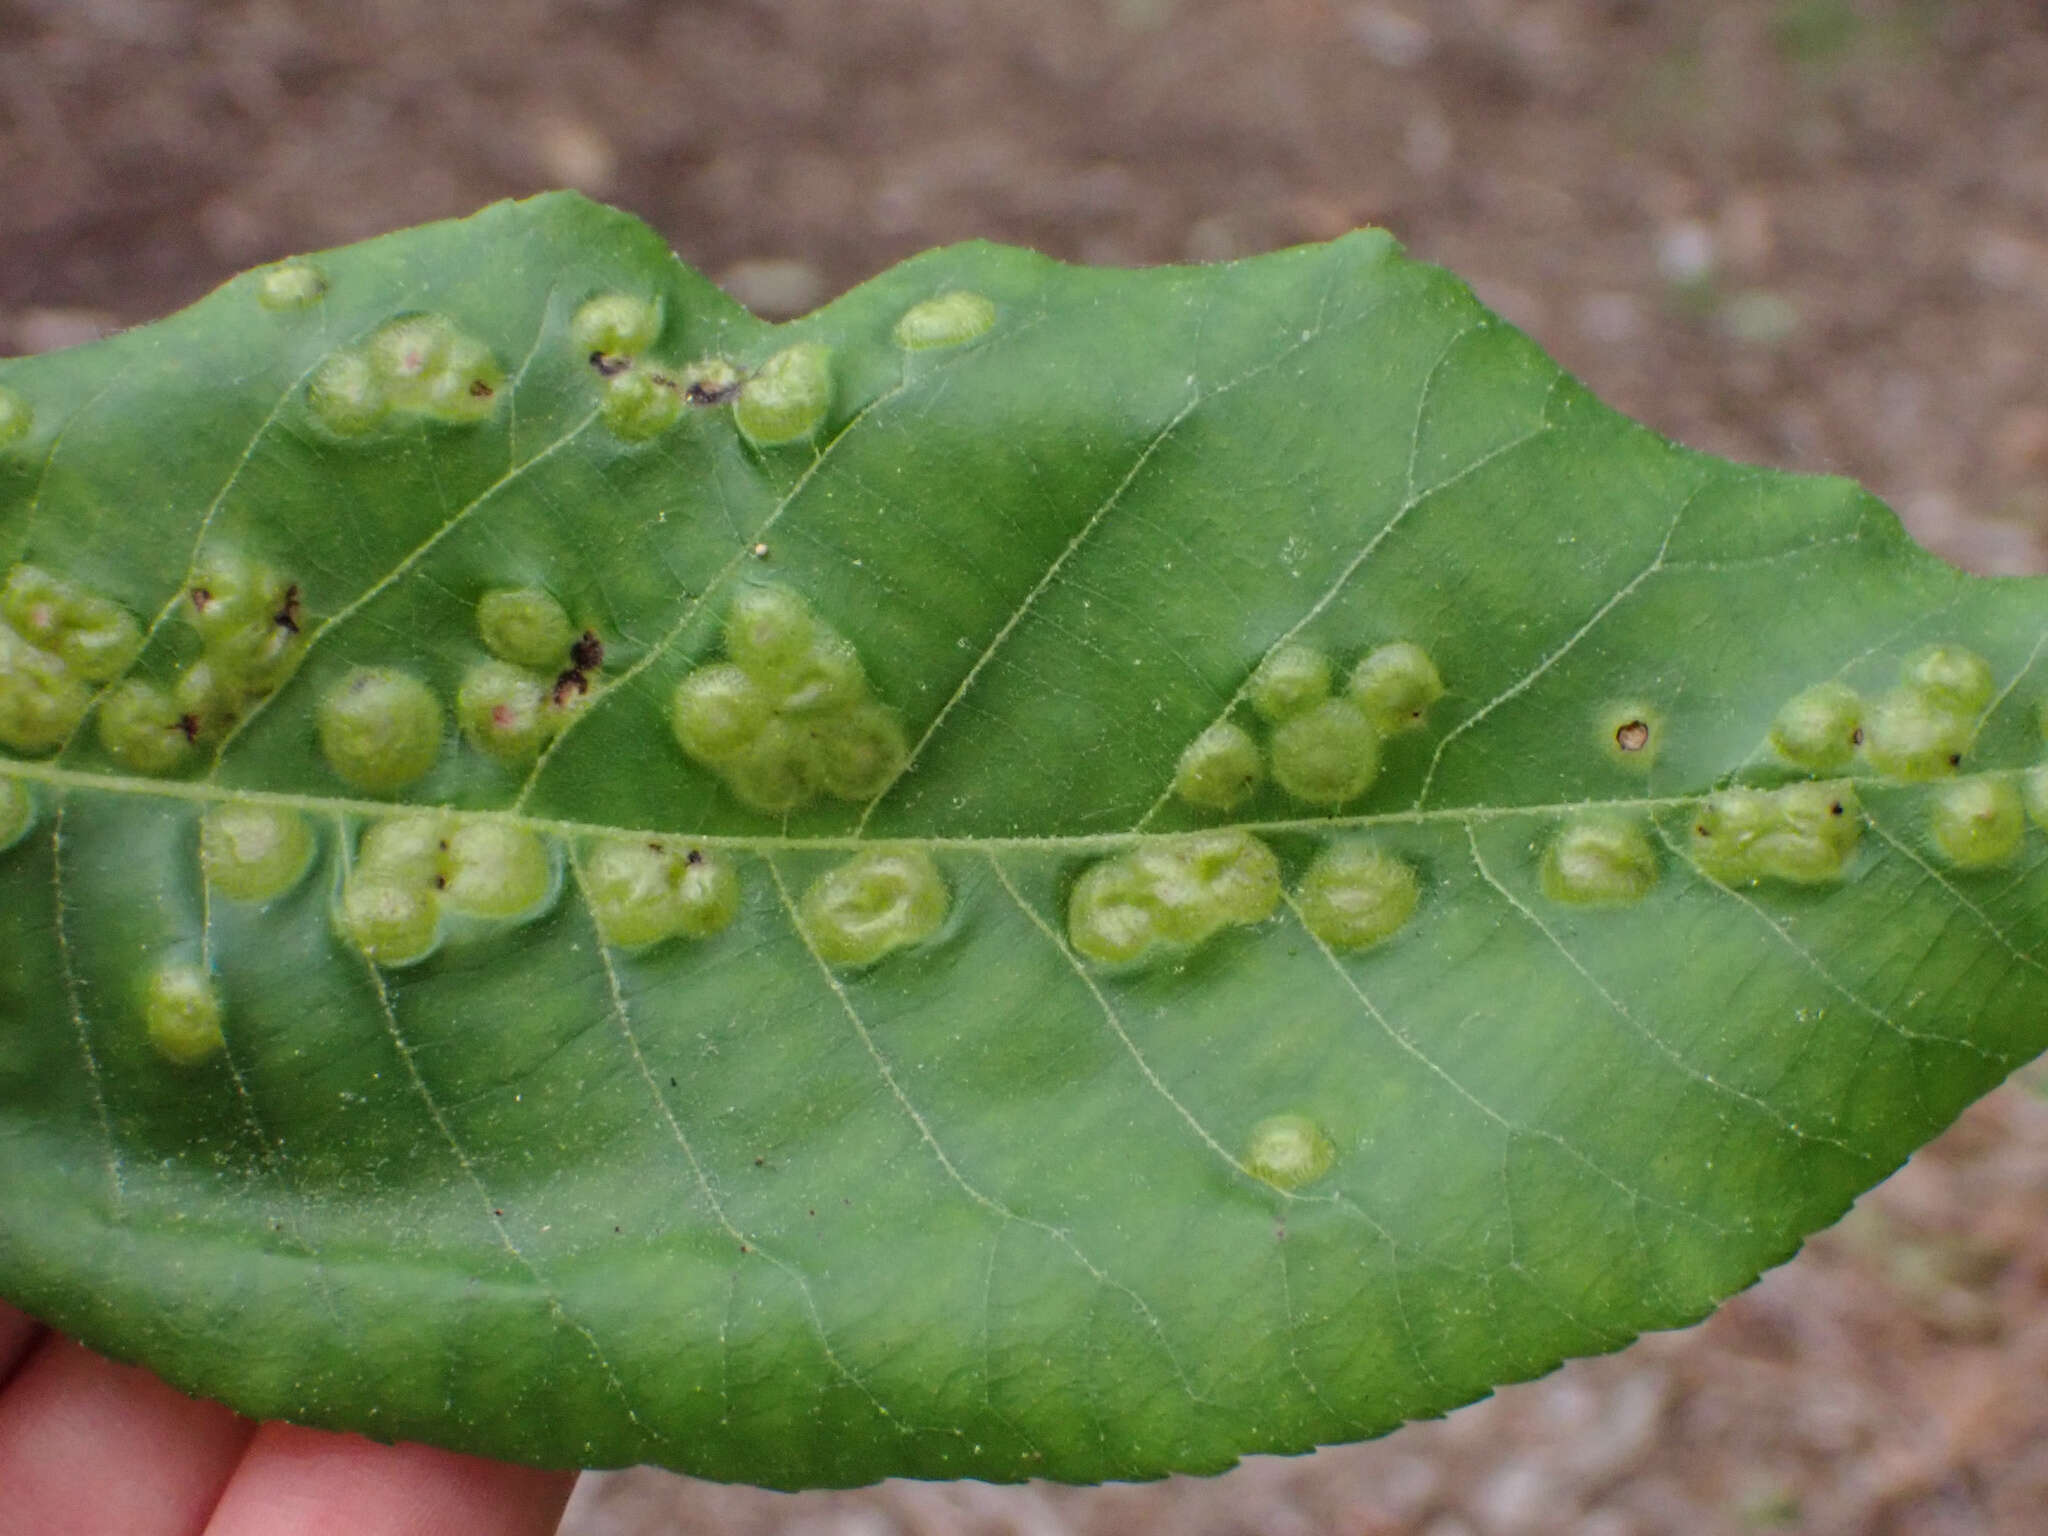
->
[6,1,2048,1531]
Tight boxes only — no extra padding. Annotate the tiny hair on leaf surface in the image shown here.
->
[0,191,2045,1491]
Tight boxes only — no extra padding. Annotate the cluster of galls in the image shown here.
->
[456,587,605,769]
[572,293,829,448]
[0,553,311,777]
[1173,640,1444,812]
[337,813,556,967]
[669,585,907,815]
[1067,830,1421,966]
[0,564,142,757]
[1771,642,2047,872]
[307,313,503,436]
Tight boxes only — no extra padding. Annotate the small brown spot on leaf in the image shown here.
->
[571,630,604,672]
[468,379,494,399]
[1615,720,1651,753]
[589,352,631,378]
[551,668,590,706]
[178,713,201,742]
[273,583,302,634]
[687,377,741,406]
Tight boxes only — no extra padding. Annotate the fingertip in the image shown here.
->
[0,1300,44,1387]
[205,1421,575,1536]
[0,1335,255,1536]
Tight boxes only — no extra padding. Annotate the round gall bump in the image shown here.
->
[172,660,235,738]
[58,607,143,683]
[440,822,553,920]
[201,804,314,903]
[1245,1114,1336,1192]
[340,877,441,967]
[726,585,818,681]
[308,350,388,436]
[1297,841,1419,951]
[476,588,574,670]
[601,370,683,442]
[0,564,71,649]
[581,838,740,948]
[719,719,822,813]
[362,315,503,424]
[810,702,908,801]
[1599,703,1660,772]
[2026,763,2048,833]
[681,357,743,404]
[1068,832,1280,965]
[1271,698,1380,806]
[142,962,225,1067]
[583,839,684,948]
[1136,830,1281,942]
[1689,789,1772,886]
[799,848,949,969]
[1757,782,1862,884]
[98,681,191,776]
[1692,782,1860,886]
[672,849,741,938]
[734,342,833,447]
[1929,776,2026,870]
[671,663,772,764]
[893,291,997,350]
[1173,721,1264,812]
[1067,858,1161,966]
[0,777,34,850]
[571,294,662,359]
[777,634,867,715]
[1,565,140,682]
[1862,689,1969,782]
[1541,817,1658,907]
[358,814,448,886]
[316,667,444,792]
[1903,644,1995,716]
[1348,642,1444,735]
[457,660,551,763]
[0,622,89,756]
[1248,644,1332,723]
[257,263,326,311]
[184,551,275,645]
[421,334,504,422]
[1770,680,1863,774]
[0,386,30,448]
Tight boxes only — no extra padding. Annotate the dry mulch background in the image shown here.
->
[6,1,2048,1531]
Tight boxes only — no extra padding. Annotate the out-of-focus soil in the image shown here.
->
[5,1,2048,1531]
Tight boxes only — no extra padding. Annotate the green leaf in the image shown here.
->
[1,192,2044,1489]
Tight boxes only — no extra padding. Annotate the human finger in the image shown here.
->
[202,1420,575,1536]
[0,1333,255,1536]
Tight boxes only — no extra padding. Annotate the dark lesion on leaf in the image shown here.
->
[272,583,302,635]
[551,668,591,707]
[1615,719,1651,753]
[588,351,632,379]
[684,375,741,406]
[571,629,604,672]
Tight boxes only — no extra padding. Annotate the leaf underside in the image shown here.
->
[1,193,2044,1489]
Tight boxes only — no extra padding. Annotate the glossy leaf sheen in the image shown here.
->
[2,194,2045,1488]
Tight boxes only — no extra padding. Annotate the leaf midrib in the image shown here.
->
[0,755,1742,850]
